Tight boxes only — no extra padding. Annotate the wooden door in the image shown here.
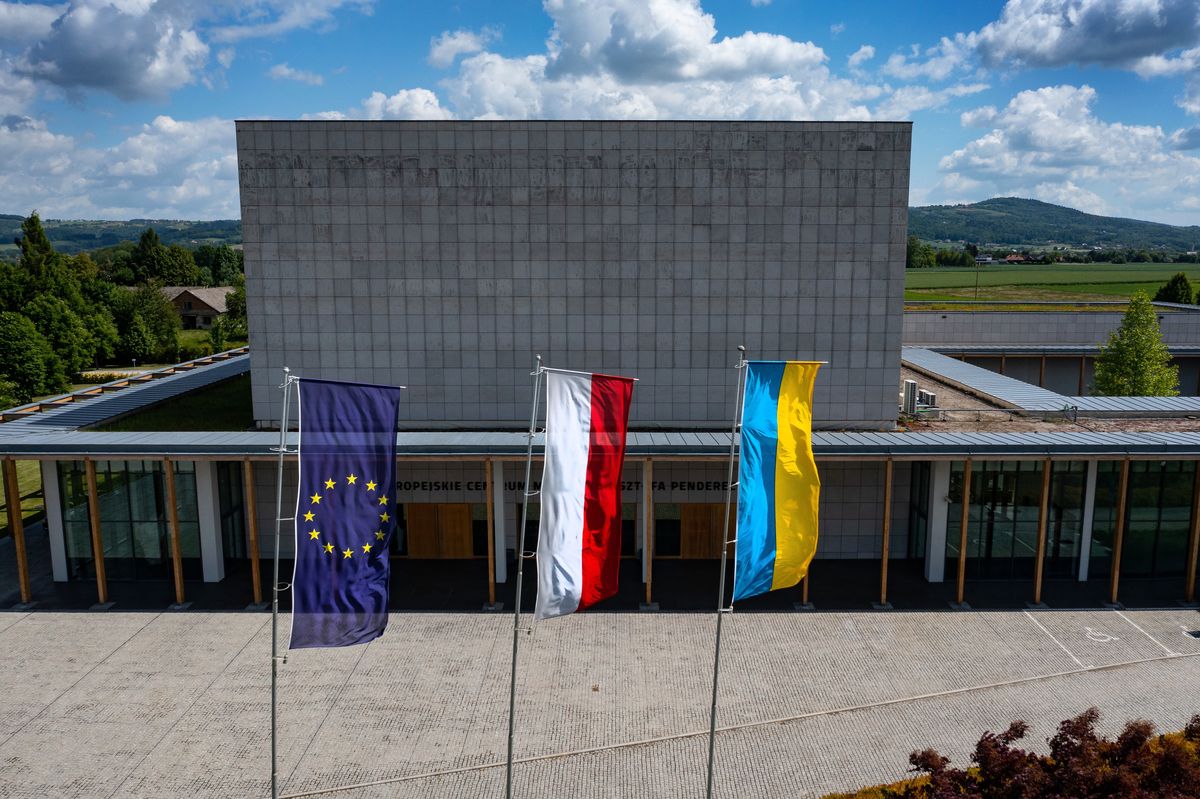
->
[680,504,731,559]
[404,503,474,559]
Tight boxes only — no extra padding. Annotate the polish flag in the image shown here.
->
[534,370,635,620]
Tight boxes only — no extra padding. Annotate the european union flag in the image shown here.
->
[290,378,402,649]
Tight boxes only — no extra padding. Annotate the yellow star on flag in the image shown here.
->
[303,511,315,522]
[310,493,322,505]
[375,530,385,541]
[324,478,336,490]
[308,530,320,540]
[346,474,358,485]
[365,480,378,491]
[379,511,390,523]
[378,495,389,506]
[342,548,353,559]
[362,543,373,554]
[323,543,334,554]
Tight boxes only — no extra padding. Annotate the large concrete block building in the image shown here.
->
[236,120,910,430]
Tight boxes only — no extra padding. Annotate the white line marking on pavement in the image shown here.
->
[1114,609,1177,655]
[1023,610,1086,668]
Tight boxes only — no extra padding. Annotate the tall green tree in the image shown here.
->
[1153,272,1196,304]
[1094,292,1179,396]
[0,311,67,401]
[24,294,92,376]
[112,284,180,362]
[194,244,242,286]
[224,273,247,338]
[15,212,55,290]
[119,313,156,364]
[163,244,205,285]
[906,235,936,269]
[130,228,171,284]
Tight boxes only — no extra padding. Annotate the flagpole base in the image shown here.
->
[639,602,659,612]
[792,602,815,612]
[948,601,972,611]
[483,602,504,612]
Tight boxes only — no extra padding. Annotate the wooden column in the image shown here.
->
[1077,357,1086,395]
[999,353,1006,376]
[1039,355,1047,387]
[164,458,185,606]
[643,459,653,605]
[243,459,262,604]
[955,459,972,606]
[1185,463,1200,604]
[879,458,894,606]
[1109,459,1131,606]
[3,458,31,604]
[485,459,496,607]
[801,573,809,605]
[84,459,108,605]
[1032,458,1052,605]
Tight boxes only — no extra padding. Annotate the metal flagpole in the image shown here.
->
[270,366,297,799]
[506,354,544,799]
[705,345,748,799]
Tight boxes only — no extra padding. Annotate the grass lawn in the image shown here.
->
[905,263,1200,303]
[0,459,44,538]
[95,373,253,432]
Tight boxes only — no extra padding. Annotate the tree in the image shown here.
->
[129,228,171,284]
[24,293,92,376]
[1154,272,1196,304]
[906,235,936,269]
[1094,292,1179,396]
[224,273,247,338]
[118,313,156,364]
[15,212,55,290]
[0,311,67,402]
[194,244,242,286]
[111,284,180,362]
[207,314,229,352]
[163,244,205,285]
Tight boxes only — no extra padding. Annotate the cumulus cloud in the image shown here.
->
[875,82,989,119]
[428,27,499,68]
[847,44,875,69]
[0,114,238,219]
[208,0,374,43]
[883,35,975,81]
[935,84,1200,223]
[0,1,64,47]
[268,63,323,86]
[975,0,1200,69]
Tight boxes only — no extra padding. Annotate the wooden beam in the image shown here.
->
[485,459,496,607]
[84,458,108,605]
[956,459,972,606]
[1185,463,1200,604]
[1109,458,1131,606]
[3,458,31,604]
[1033,458,1052,605]
[164,458,185,606]
[879,458,893,606]
[243,459,262,605]
[643,459,654,605]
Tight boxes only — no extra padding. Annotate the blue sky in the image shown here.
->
[2,0,1199,224]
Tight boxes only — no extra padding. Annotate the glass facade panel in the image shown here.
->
[1092,461,1195,580]
[947,460,1086,581]
[907,462,930,560]
[57,460,203,582]
[216,461,247,563]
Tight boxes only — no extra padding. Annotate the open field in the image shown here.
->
[905,263,1200,303]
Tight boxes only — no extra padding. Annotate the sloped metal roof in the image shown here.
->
[902,347,1075,412]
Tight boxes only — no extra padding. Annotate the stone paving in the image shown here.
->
[1,607,1198,798]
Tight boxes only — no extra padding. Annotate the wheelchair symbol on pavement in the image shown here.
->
[1085,627,1118,643]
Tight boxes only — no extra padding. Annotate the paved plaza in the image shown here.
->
[0,606,1198,798]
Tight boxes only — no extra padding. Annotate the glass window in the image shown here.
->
[654,503,681,557]
[216,461,247,562]
[907,462,930,560]
[1094,461,1196,580]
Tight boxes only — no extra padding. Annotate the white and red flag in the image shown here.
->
[534,370,635,620]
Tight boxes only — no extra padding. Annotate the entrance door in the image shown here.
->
[405,503,474,559]
[680,504,732,559]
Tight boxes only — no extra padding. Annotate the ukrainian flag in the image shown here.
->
[734,361,822,602]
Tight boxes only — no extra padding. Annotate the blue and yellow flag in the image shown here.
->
[734,361,821,602]
[290,378,402,649]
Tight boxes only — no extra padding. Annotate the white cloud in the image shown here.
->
[208,0,374,43]
[847,44,875,69]
[975,0,1200,69]
[883,34,975,81]
[749,0,770,6]
[830,22,845,36]
[0,114,238,219]
[268,63,323,86]
[935,84,1200,223]
[875,82,989,119]
[429,27,499,68]
[0,2,65,47]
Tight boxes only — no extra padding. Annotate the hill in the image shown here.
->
[0,214,241,255]
[907,197,1200,250]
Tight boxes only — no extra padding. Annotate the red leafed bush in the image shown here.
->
[886,709,1200,799]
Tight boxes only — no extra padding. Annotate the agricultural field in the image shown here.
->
[905,263,1200,303]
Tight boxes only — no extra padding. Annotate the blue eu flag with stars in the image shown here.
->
[290,378,402,649]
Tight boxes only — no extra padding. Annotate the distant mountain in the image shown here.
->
[908,197,1200,251]
[0,214,241,255]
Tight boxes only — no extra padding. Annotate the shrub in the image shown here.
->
[177,340,213,362]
